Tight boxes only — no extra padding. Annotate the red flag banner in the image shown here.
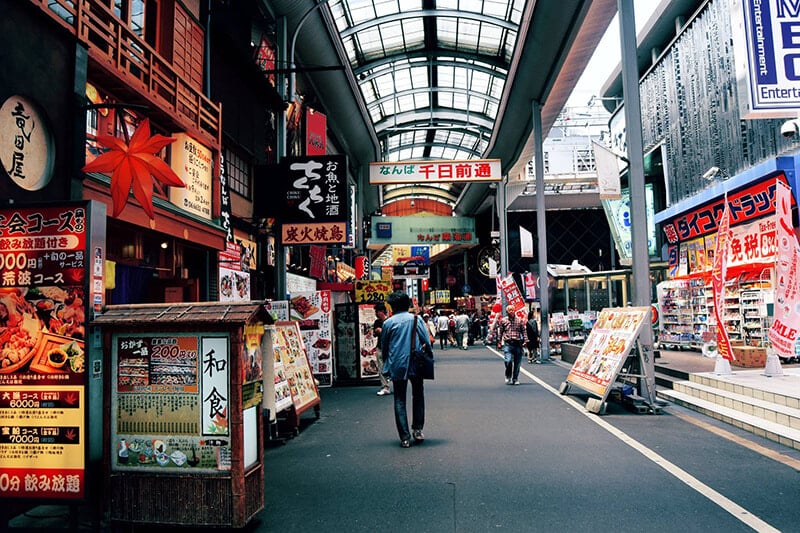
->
[768,180,800,356]
[711,200,733,361]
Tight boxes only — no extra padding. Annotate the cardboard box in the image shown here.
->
[731,346,766,368]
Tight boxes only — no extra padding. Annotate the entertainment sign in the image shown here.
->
[733,0,800,117]
[369,159,502,185]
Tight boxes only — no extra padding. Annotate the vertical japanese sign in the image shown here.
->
[280,155,349,244]
[769,180,800,355]
[712,201,733,361]
[304,108,327,156]
[524,272,537,300]
[112,334,231,473]
[0,203,100,500]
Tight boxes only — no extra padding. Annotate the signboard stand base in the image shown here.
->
[615,341,664,415]
[586,397,606,414]
[714,355,733,375]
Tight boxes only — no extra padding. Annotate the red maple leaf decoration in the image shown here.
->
[82,118,185,219]
[64,428,77,441]
[64,392,78,406]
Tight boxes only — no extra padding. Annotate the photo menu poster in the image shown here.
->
[273,322,319,414]
[289,291,333,387]
[357,304,380,379]
[111,333,231,474]
[566,307,650,399]
[0,201,104,500]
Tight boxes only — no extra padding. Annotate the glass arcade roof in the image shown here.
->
[328,0,525,207]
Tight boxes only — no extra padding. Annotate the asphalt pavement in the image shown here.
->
[8,343,800,532]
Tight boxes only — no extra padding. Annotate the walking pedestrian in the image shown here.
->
[423,313,437,345]
[526,308,540,363]
[373,302,391,396]
[495,305,528,385]
[436,310,450,349]
[455,310,470,350]
[380,291,432,448]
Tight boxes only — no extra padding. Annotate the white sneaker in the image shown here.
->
[377,388,391,396]
[505,378,511,385]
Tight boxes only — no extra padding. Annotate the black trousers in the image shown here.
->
[392,376,425,441]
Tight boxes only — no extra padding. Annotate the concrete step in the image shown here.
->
[689,372,800,410]
[658,387,800,451]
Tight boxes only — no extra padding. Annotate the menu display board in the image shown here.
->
[273,322,319,413]
[111,333,231,473]
[357,305,380,379]
[289,291,333,387]
[566,307,649,399]
[0,202,101,500]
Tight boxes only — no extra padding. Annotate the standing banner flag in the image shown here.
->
[524,272,537,300]
[768,180,800,356]
[500,274,528,320]
[711,198,733,361]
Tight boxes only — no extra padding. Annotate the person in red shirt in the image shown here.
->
[495,305,529,385]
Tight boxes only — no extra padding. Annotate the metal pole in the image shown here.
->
[275,16,288,299]
[618,0,656,401]
[289,0,331,103]
[498,179,508,279]
[533,101,549,361]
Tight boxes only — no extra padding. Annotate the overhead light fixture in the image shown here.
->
[410,200,415,207]
[160,241,168,249]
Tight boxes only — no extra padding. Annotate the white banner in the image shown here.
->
[768,180,800,356]
[520,226,533,257]
[593,140,622,199]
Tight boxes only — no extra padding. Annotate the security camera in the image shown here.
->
[781,119,800,138]
[702,166,720,180]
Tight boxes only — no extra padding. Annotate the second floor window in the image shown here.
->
[225,147,252,199]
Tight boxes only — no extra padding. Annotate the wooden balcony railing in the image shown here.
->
[33,0,221,149]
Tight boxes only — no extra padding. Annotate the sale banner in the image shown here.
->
[711,200,733,361]
[768,180,800,356]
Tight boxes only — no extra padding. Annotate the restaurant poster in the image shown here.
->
[357,304,380,379]
[289,291,333,387]
[566,307,649,400]
[218,241,250,302]
[111,333,231,473]
[334,303,358,381]
[273,322,319,413]
[0,202,104,500]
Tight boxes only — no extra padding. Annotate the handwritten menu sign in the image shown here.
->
[111,333,231,473]
[566,307,649,399]
[0,203,95,500]
[169,133,212,219]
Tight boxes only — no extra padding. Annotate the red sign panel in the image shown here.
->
[305,108,327,156]
[662,174,788,244]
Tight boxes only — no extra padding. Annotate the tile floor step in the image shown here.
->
[658,388,800,451]
[672,380,800,430]
[689,372,800,410]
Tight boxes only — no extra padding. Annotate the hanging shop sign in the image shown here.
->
[0,95,54,191]
[280,155,349,245]
[661,174,788,245]
[357,305,380,380]
[667,211,778,278]
[369,159,502,184]
[601,184,658,265]
[369,216,477,246]
[427,290,451,305]
[732,0,800,117]
[169,133,213,219]
[304,108,326,156]
[219,153,233,242]
[354,280,392,304]
[392,245,430,265]
[0,201,104,500]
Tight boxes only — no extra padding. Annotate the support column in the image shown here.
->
[274,17,288,299]
[532,101,549,361]
[619,0,655,401]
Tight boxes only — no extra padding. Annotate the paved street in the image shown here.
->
[9,344,800,532]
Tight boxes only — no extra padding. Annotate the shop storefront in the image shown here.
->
[654,164,794,357]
